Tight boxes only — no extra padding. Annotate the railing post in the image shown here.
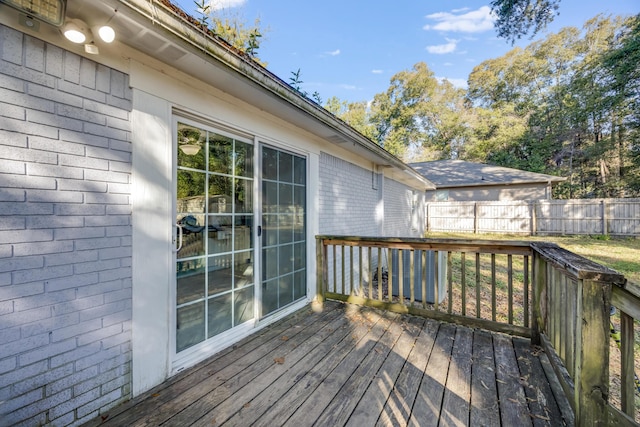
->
[574,279,611,426]
[315,237,326,308]
[531,251,546,346]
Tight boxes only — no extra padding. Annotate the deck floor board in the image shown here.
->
[87,301,573,427]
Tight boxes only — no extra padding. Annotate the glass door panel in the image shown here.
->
[260,146,307,317]
[175,122,255,354]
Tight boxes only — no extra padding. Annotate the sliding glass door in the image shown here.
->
[175,121,255,353]
[261,145,307,316]
[173,121,307,356]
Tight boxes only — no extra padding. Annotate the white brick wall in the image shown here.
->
[383,177,425,237]
[318,152,383,236]
[0,25,132,426]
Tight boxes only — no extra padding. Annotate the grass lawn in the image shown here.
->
[425,232,640,286]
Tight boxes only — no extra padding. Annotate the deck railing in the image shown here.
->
[315,235,636,426]
[531,242,636,426]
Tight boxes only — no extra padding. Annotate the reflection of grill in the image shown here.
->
[177,233,203,259]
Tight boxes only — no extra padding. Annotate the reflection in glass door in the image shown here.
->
[175,121,255,353]
[261,146,307,317]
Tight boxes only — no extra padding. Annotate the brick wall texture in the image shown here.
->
[383,177,425,237]
[318,152,383,237]
[0,25,133,426]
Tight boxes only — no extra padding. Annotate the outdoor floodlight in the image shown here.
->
[0,0,66,27]
[62,18,88,43]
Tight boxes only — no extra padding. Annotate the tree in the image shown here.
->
[460,104,528,166]
[467,14,639,198]
[324,97,376,140]
[193,0,265,58]
[601,14,640,194]
[490,0,562,43]
[368,62,468,161]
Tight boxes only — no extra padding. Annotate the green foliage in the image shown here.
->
[289,68,304,94]
[193,0,210,27]
[210,16,264,58]
[325,96,376,140]
[367,62,470,161]
[465,15,639,198]
[490,0,561,44]
[287,69,323,105]
[190,2,265,59]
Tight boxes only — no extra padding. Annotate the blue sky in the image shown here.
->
[174,0,638,103]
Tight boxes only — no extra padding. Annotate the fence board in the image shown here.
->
[426,198,640,236]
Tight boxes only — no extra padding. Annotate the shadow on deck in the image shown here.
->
[86,300,572,426]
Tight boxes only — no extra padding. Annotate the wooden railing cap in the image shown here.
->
[530,242,626,285]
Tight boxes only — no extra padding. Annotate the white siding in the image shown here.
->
[0,25,132,426]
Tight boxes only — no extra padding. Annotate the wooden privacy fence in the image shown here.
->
[426,198,640,236]
[316,235,637,426]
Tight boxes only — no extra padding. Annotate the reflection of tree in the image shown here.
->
[209,136,232,174]
[209,174,231,197]
[235,178,253,213]
[234,141,253,178]
[177,171,206,202]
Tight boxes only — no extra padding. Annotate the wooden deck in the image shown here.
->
[88,301,573,426]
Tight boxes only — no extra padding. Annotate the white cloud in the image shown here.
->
[326,49,341,56]
[443,62,453,66]
[340,84,357,90]
[426,38,458,54]
[371,69,384,74]
[423,6,496,33]
[206,0,246,11]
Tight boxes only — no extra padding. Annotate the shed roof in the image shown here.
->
[409,160,566,189]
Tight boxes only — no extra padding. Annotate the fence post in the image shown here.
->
[530,201,537,236]
[473,202,478,234]
[601,200,608,235]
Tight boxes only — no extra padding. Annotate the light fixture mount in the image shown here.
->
[0,0,66,27]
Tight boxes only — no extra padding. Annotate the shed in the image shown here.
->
[0,0,433,424]
[410,160,566,202]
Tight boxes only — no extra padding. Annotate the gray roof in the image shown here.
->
[409,160,566,189]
